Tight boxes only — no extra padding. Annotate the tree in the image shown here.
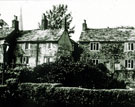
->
[45,4,74,34]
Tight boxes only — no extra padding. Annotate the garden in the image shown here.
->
[0,55,132,107]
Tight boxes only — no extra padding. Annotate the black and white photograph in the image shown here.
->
[0,0,135,107]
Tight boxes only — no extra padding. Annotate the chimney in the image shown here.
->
[62,17,67,31]
[82,20,87,31]
[41,13,48,30]
[19,7,23,31]
[12,15,19,30]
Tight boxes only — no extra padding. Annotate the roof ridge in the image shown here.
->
[86,26,135,30]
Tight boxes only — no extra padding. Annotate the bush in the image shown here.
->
[5,66,35,83]
[33,56,126,89]
[18,83,62,107]
[5,56,126,89]
[17,83,135,107]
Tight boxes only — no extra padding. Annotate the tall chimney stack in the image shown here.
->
[41,13,48,30]
[12,15,19,30]
[19,7,23,31]
[82,20,87,31]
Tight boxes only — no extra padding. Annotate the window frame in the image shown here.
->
[90,42,100,51]
[127,42,134,51]
[91,59,99,65]
[125,59,134,69]
[44,57,50,63]
[48,43,52,49]
[20,56,29,64]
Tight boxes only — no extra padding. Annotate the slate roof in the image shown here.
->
[0,19,8,27]
[18,29,65,42]
[79,27,135,42]
[0,19,14,39]
[0,28,14,39]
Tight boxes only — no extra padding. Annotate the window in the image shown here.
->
[90,42,99,50]
[91,59,98,65]
[44,57,50,63]
[48,43,52,49]
[25,43,30,50]
[128,43,134,50]
[125,60,134,69]
[115,63,120,70]
[21,56,29,64]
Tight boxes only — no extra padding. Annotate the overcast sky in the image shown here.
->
[0,0,135,41]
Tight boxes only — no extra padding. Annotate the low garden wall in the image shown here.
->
[18,83,135,107]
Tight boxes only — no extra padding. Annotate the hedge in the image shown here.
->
[18,83,135,107]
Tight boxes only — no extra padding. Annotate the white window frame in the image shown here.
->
[128,43,134,51]
[125,42,134,51]
[91,59,98,65]
[115,63,120,70]
[21,56,29,64]
[44,57,50,63]
[90,42,99,51]
[125,59,134,69]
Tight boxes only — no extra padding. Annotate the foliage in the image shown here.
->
[33,56,126,89]
[4,56,126,89]
[18,83,62,107]
[13,66,35,83]
[45,4,74,34]
[101,43,124,62]
[72,45,83,62]
[17,83,135,107]
[56,46,72,61]
[80,45,102,63]
[80,43,126,78]
[80,43,124,63]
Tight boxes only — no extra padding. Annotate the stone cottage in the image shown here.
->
[0,16,19,66]
[79,20,135,73]
[15,14,76,67]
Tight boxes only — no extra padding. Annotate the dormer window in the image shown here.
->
[90,42,99,50]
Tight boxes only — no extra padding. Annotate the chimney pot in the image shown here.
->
[41,13,48,30]
[82,19,87,31]
[12,15,19,30]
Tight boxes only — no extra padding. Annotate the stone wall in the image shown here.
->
[79,42,130,72]
[16,42,58,67]
[0,40,4,63]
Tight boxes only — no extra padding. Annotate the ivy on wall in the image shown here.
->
[100,43,124,62]
[80,43,124,63]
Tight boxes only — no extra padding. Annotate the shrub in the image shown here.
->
[18,83,62,107]
[17,83,135,107]
[4,56,126,89]
[33,56,126,89]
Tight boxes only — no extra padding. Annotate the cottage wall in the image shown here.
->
[0,40,5,63]
[16,42,58,67]
[38,43,58,64]
[79,41,134,72]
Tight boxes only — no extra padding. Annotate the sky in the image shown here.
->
[0,0,135,41]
